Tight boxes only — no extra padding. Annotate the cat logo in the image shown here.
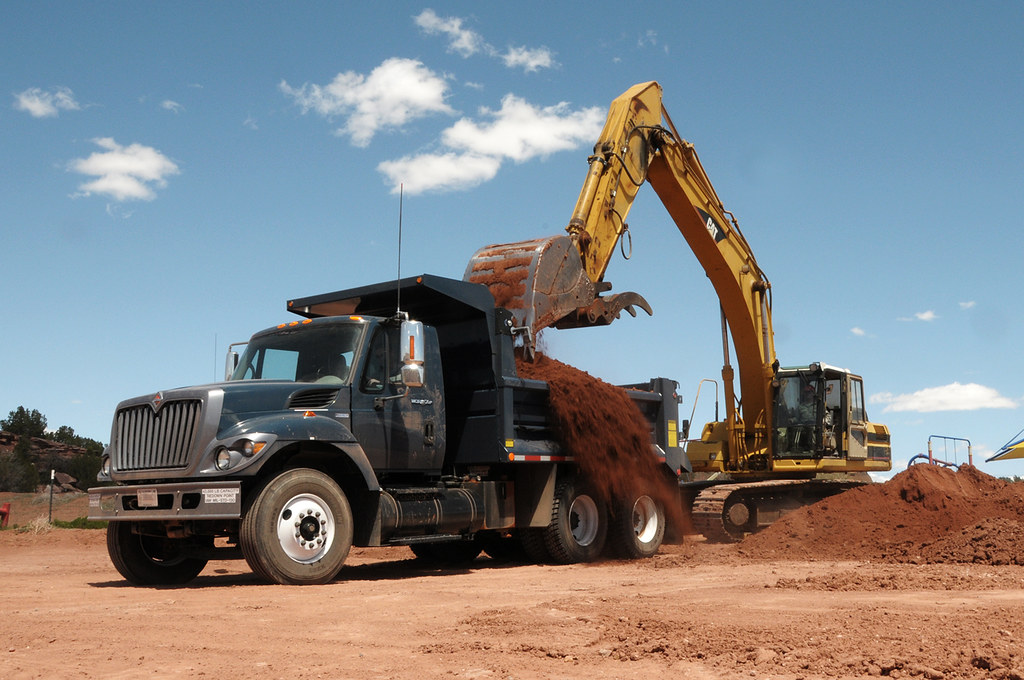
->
[698,208,727,243]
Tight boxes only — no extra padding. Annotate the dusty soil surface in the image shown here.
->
[3,466,1024,680]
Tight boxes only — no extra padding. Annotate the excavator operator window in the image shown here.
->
[823,379,842,455]
[850,378,866,423]
[773,375,819,458]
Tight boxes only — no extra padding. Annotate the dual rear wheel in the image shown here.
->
[514,476,666,564]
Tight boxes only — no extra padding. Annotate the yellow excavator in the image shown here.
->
[465,81,892,540]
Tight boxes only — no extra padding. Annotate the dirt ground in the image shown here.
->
[3,467,1024,680]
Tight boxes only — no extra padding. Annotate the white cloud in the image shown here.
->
[68,137,179,202]
[378,95,604,194]
[500,46,555,73]
[378,152,502,194]
[899,309,939,322]
[414,9,556,72]
[13,86,80,118]
[444,95,604,161]
[870,382,1016,413]
[850,327,866,336]
[414,8,485,57]
[280,58,454,147]
[960,301,976,309]
[161,100,184,114]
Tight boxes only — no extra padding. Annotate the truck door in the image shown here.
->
[350,324,443,473]
[846,377,868,459]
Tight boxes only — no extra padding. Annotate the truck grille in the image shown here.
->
[115,400,202,471]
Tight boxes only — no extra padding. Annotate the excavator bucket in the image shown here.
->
[465,235,595,340]
[464,235,652,357]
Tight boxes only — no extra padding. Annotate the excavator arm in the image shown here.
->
[645,112,778,463]
[465,81,777,463]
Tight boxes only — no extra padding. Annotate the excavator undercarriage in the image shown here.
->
[685,478,867,542]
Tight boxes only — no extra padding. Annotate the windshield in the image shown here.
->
[230,322,365,384]
[775,375,819,428]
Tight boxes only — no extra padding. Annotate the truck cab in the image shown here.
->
[228,315,445,475]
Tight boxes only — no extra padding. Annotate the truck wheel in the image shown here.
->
[608,493,665,559]
[106,522,208,586]
[543,477,607,564]
[240,468,353,585]
[517,528,553,564]
[409,540,482,566]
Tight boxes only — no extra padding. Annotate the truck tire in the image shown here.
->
[543,477,607,564]
[240,468,353,585]
[518,528,553,564]
[409,540,482,566]
[607,492,665,559]
[106,521,208,586]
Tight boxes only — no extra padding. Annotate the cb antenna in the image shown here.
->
[396,183,404,317]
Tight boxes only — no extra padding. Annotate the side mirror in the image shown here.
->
[225,351,239,381]
[225,342,246,381]
[400,320,425,388]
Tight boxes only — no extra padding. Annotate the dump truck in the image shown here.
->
[467,81,892,540]
[89,274,685,585]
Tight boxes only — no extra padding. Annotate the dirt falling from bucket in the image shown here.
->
[516,352,686,532]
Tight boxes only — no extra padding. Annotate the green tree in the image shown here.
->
[0,435,40,492]
[1,407,47,438]
[49,424,104,456]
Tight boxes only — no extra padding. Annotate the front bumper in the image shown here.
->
[88,481,242,521]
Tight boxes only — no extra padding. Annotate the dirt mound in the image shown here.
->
[739,464,1024,563]
[515,353,683,527]
[907,518,1024,566]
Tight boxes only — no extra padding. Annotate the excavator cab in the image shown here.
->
[772,364,869,461]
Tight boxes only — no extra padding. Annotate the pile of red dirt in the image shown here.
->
[515,353,683,527]
[739,464,1024,563]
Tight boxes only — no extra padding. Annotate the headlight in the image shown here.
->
[98,454,111,481]
[215,447,233,471]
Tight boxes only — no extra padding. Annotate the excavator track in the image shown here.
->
[689,479,865,543]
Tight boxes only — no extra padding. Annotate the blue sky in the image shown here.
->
[3,2,1023,479]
